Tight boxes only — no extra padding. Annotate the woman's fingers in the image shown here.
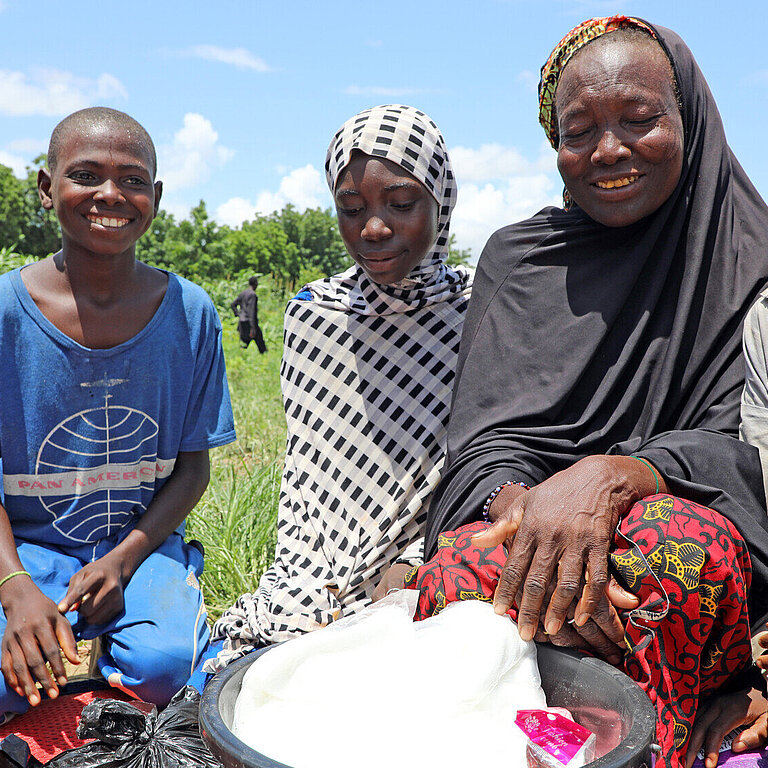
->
[573,545,610,626]
[509,547,559,641]
[472,511,522,549]
[544,555,584,636]
[606,576,640,610]
[585,591,626,649]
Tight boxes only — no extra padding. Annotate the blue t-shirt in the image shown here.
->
[0,267,236,558]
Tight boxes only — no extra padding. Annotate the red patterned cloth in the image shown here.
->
[405,495,754,768]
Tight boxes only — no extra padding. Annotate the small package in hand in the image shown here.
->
[516,709,596,768]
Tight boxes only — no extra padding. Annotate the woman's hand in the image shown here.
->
[1,576,79,706]
[372,562,412,602]
[58,550,130,627]
[532,577,638,665]
[473,455,658,642]
[686,686,768,768]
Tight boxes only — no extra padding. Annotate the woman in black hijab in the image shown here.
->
[417,15,768,768]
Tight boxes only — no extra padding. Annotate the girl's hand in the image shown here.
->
[687,687,768,768]
[372,562,412,602]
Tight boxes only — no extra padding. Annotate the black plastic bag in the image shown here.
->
[0,734,43,768]
[46,686,221,768]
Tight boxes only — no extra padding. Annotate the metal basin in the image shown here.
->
[200,643,655,768]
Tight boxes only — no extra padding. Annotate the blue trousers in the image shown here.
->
[0,532,209,714]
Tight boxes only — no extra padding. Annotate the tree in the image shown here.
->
[447,234,473,267]
[276,204,349,278]
[0,164,27,252]
[19,155,60,258]
[136,209,178,270]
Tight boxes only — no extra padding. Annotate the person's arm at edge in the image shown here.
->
[0,500,79,705]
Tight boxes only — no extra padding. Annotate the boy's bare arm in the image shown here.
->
[58,450,210,626]
[0,501,79,705]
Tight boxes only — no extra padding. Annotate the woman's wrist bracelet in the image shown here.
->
[482,481,530,522]
[0,570,31,591]
[630,456,660,495]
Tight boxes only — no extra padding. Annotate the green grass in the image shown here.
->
[186,277,289,622]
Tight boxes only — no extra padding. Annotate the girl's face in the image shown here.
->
[334,153,438,285]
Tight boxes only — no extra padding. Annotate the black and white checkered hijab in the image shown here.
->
[312,104,470,313]
[206,106,472,669]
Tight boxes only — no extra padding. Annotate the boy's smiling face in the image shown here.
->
[38,125,162,258]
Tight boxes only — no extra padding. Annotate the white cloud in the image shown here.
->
[452,144,530,183]
[6,138,46,154]
[517,70,539,93]
[0,150,29,177]
[452,177,561,258]
[449,142,561,257]
[96,73,128,100]
[159,113,234,192]
[161,201,192,223]
[0,68,127,117]
[216,197,259,226]
[0,137,47,176]
[216,165,327,226]
[344,85,423,97]
[185,45,270,72]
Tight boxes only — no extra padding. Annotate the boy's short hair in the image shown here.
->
[249,276,259,288]
[48,107,157,178]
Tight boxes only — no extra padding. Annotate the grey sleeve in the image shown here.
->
[740,293,768,502]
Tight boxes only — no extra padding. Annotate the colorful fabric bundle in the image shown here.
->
[408,495,755,768]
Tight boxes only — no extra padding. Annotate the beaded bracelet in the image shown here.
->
[0,570,30,591]
[482,481,530,522]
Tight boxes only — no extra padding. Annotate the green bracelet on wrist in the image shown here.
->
[631,456,660,495]
[0,570,30,590]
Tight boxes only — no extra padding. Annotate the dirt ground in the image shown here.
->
[63,639,95,680]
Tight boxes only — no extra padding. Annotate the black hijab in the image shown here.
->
[424,22,768,628]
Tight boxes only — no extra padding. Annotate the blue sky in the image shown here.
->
[1,0,764,257]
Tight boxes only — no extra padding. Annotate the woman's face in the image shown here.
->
[555,38,684,228]
[334,153,439,285]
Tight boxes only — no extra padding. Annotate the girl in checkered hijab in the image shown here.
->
[206,105,472,671]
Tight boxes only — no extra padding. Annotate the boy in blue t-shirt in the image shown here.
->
[0,107,235,716]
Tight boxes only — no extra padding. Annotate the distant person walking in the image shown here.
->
[231,276,266,353]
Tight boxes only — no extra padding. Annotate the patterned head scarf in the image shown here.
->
[314,104,469,315]
[538,16,657,149]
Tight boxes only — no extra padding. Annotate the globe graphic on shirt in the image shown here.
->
[35,405,160,544]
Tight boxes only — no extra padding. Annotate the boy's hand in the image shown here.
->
[58,551,129,627]
[1,580,79,706]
